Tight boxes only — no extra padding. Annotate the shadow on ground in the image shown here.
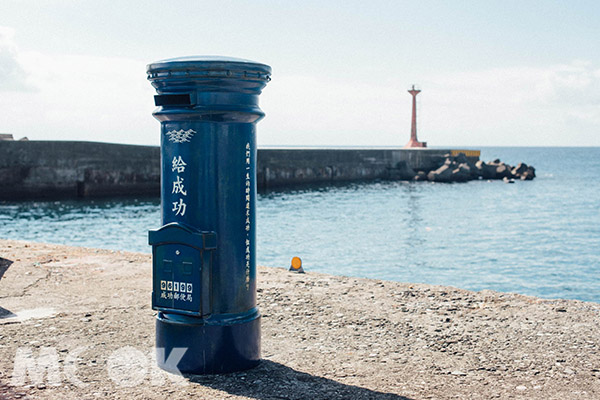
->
[0,306,16,319]
[0,258,16,319]
[186,359,411,400]
[0,257,12,281]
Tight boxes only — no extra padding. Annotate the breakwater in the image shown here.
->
[257,147,480,188]
[0,141,160,199]
[0,140,481,199]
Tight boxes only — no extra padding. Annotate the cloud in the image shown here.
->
[419,61,600,146]
[260,75,409,147]
[261,61,600,147]
[0,26,34,92]
[1,24,598,146]
[0,44,157,144]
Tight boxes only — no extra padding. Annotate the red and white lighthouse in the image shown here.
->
[404,85,427,148]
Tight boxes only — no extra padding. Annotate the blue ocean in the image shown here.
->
[1,147,599,302]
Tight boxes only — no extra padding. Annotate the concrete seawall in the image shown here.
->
[0,141,160,200]
[0,141,479,199]
[257,148,457,189]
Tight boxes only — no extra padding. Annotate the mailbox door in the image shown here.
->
[153,243,201,314]
[149,223,215,317]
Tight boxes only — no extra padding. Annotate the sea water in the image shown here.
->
[1,147,599,302]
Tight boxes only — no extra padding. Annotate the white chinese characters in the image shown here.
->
[172,176,187,196]
[172,198,186,216]
[171,155,188,216]
[244,142,251,290]
[172,156,187,173]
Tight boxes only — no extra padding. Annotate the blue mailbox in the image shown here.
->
[147,56,271,374]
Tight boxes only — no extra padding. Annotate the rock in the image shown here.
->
[495,164,513,179]
[466,161,478,178]
[428,154,483,183]
[523,166,536,179]
[511,163,537,181]
[427,164,453,182]
[451,163,472,182]
[424,156,534,183]
[528,166,536,178]
[476,161,497,179]
[520,169,535,180]
[414,171,427,181]
[454,152,468,165]
[511,163,529,176]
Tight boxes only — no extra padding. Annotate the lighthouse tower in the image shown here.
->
[404,85,427,148]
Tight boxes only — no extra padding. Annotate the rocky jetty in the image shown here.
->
[423,153,536,183]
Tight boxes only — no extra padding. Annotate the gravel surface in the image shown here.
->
[0,239,599,399]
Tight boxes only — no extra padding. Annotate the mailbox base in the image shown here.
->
[155,312,260,374]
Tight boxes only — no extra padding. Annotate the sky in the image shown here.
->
[1,0,599,147]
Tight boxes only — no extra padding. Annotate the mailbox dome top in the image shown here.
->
[147,55,271,82]
[151,55,266,65]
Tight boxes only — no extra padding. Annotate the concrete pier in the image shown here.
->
[258,148,480,189]
[0,141,480,200]
[1,239,598,399]
[0,141,160,200]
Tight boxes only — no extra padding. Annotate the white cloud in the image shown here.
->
[0,26,34,92]
[419,61,600,146]
[1,24,598,147]
[0,39,157,144]
[261,61,600,147]
[260,75,409,147]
